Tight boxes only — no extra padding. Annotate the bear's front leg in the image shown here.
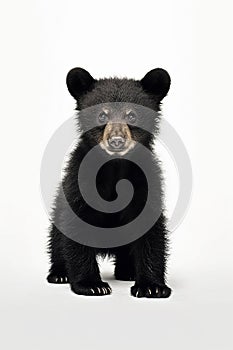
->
[130,215,171,299]
[63,237,111,296]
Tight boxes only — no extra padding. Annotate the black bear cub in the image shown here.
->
[47,67,172,298]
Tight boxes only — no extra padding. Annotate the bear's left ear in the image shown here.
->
[140,68,171,101]
[66,67,96,100]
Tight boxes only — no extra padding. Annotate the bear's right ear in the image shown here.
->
[66,68,96,100]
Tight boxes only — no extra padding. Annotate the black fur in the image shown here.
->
[47,68,172,298]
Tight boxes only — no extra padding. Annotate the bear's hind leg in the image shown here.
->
[114,246,135,281]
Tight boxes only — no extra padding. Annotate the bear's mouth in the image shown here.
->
[100,139,136,156]
[99,122,136,156]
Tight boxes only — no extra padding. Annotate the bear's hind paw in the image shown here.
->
[47,273,69,284]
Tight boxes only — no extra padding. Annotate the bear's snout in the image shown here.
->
[108,136,126,150]
[100,121,135,155]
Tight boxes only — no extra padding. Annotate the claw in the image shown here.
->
[155,287,159,294]
[148,288,152,295]
[136,290,139,297]
[60,277,63,283]
[91,288,95,294]
[97,287,101,294]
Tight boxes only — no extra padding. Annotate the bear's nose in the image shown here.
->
[108,136,125,149]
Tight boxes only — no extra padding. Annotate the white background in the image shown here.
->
[0,0,233,349]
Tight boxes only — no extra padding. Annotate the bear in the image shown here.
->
[47,67,172,298]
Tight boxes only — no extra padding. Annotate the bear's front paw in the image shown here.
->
[131,283,171,298]
[71,281,112,296]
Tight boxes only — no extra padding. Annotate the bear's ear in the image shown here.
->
[66,67,96,100]
[140,68,171,101]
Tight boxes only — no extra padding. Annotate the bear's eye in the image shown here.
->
[126,112,136,124]
[98,112,109,124]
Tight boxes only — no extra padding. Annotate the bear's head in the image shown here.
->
[66,68,171,155]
